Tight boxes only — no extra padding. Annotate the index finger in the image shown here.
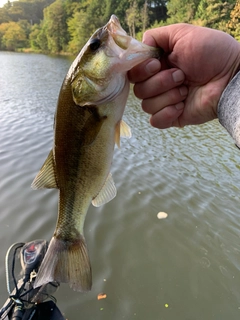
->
[128,58,161,83]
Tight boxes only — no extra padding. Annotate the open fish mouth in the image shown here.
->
[106,14,142,53]
[106,15,130,50]
[105,14,161,71]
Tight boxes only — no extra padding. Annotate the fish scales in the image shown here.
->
[55,87,117,236]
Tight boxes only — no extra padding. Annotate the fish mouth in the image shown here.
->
[107,15,124,34]
[106,15,161,68]
[106,15,131,50]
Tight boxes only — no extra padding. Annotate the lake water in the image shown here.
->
[0,51,240,320]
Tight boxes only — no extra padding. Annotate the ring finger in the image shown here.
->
[142,86,188,115]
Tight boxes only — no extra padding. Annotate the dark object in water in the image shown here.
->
[0,240,65,320]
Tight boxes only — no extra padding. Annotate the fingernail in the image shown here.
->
[145,59,160,74]
[175,102,184,110]
[179,86,188,96]
[172,70,185,83]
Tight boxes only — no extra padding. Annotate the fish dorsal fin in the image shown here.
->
[92,173,116,207]
[31,149,58,189]
[115,120,132,148]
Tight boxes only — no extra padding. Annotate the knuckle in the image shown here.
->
[142,99,151,113]
[168,87,185,103]
[133,84,144,99]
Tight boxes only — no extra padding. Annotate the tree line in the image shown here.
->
[0,0,239,54]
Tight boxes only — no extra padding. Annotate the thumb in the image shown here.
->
[142,26,174,52]
[142,24,189,53]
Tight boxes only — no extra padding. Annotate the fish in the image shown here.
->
[32,14,161,292]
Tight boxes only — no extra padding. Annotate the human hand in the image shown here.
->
[128,24,240,129]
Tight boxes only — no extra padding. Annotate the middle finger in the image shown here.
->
[134,69,185,99]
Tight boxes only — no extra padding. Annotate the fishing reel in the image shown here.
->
[0,240,65,320]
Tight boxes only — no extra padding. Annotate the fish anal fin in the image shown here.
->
[115,120,132,148]
[33,235,92,292]
[31,150,58,190]
[92,173,116,207]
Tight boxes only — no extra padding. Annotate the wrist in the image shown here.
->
[232,43,240,79]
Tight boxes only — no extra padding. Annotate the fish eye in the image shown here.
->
[89,38,101,51]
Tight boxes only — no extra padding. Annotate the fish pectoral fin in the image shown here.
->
[80,108,106,146]
[31,149,58,189]
[92,173,117,207]
[115,120,132,148]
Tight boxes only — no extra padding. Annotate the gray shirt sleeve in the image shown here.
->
[218,71,240,147]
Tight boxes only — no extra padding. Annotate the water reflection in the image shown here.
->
[0,52,240,319]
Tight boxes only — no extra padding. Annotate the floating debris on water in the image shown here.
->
[157,212,168,219]
[98,293,107,300]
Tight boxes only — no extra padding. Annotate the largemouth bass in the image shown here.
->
[32,15,161,292]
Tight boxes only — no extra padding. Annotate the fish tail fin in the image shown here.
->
[33,235,92,292]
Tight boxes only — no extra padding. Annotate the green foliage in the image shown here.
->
[167,0,201,23]
[126,0,139,37]
[195,0,234,30]
[0,21,28,50]
[29,23,42,50]
[67,10,89,53]
[0,0,239,54]
[227,1,240,40]
[67,0,112,54]
[0,5,11,24]
[166,0,238,33]
[0,0,55,24]
[41,0,69,53]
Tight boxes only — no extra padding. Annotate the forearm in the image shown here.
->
[218,71,240,147]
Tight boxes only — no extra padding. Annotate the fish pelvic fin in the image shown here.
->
[115,120,132,148]
[120,120,132,139]
[33,235,92,292]
[31,149,58,189]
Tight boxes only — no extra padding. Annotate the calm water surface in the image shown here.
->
[0,51,240,319]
